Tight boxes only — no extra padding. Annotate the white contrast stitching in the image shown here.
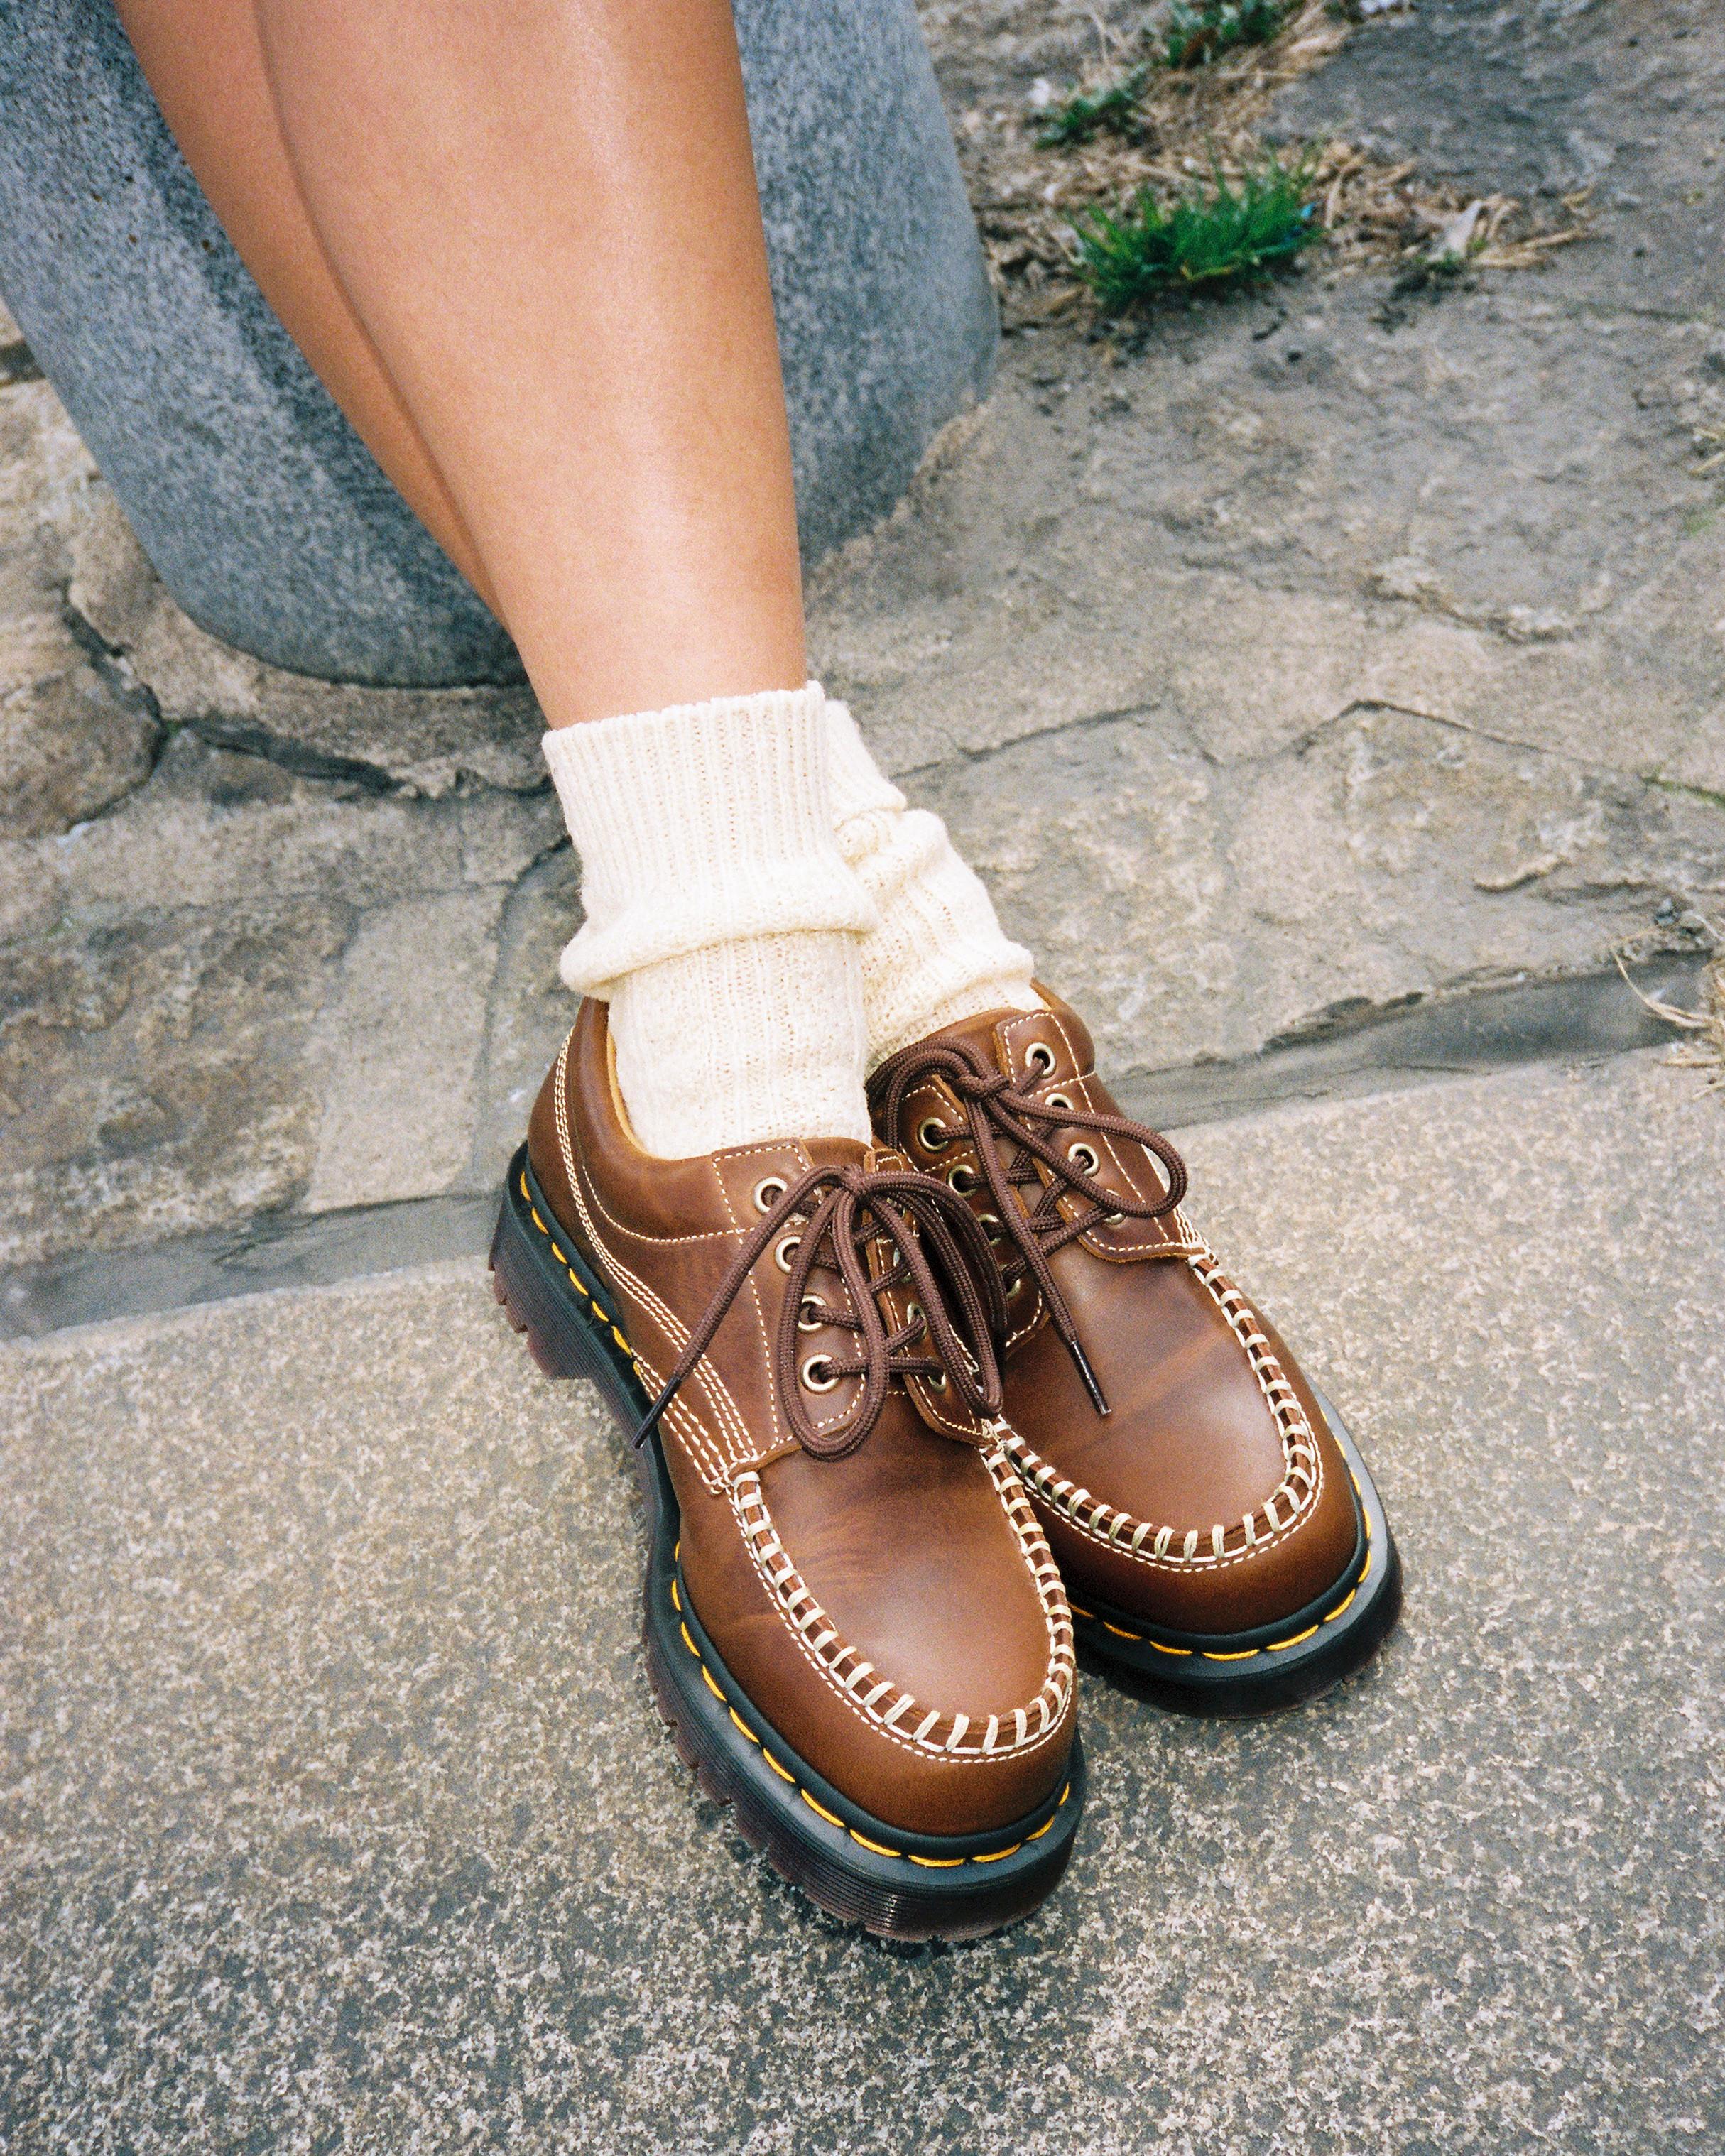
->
[725,1446,1074,1763]
[1002,1241,1326,1572]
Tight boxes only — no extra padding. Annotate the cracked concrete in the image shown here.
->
[2,11,1724,2146]
[910,694,1723,1080]
[1,1,1723,1292]
[5,1050,1721,2152]
[70,485,547,800]
[0,730,563,1270]
[0,368,158,839]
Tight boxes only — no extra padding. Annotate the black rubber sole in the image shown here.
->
[1064,1397,1403,1716]
[489,1145,1085,1942]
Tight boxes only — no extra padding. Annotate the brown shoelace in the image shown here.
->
[869,1039,1189,1417]
[631,1159,1011,1463]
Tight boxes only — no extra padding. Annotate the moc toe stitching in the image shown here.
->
[500,1013,1091,1927]
[727,1454,1075,1768]
[998,1240,1329,1579]
[868,997,1396,1699]
[1001,1424,1326,1578]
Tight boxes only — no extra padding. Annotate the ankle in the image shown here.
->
[540,682,876,1154]
[820,696,1040,1064]
[609,932,871,1157]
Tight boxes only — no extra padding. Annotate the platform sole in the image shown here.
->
[490,1145,1085,1941]
[1061,1400,1402,1716]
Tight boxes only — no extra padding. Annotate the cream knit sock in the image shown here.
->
[542,684,876,1157]
[823,696,1040,1066]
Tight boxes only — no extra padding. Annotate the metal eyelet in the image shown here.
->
[797,1297,824,1333]
[1025,1042,1057,1075]
[978,1212,1003,1242]
[801,1355,839,1393]
[1067,1142,1100,1177]
[1046,1091,1074,1114]
[947,1163,979,1195]
[916,1117,952,1153]
[1008,1275,1029,1297]
[904,1300,924,1331]
[927,1371,949,1393]
[1104,1212,1126,1226]
[752,1176,787,1213]
[773,1234,801,1273]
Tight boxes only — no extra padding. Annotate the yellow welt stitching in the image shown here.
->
[1358,1550,1373,1583]
[701,1664,727,1704]
[670,1577,681,1611]
[1069,1603,1097,1621]
[969,1842,1023,1863]
[1267,1624,1320,1652]
[1150,1640,1193,1657]
[611,1326,631,1353]
[727,1706,758,1744]
[1322,1589,1357,1623]
[1102,1621,1142,1640]
[848,1829,903,1858]
[906,1853,966,1869]
[679,1622,699,1658]
[1059,1782,1071,1807]
[800,1789,844,1827]
[1202,1648,1259,1662]
[1025,1817,1056,1841]
[519,1182,619,1329]
[763,1751,795,1784]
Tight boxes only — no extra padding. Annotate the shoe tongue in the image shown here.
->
[798,1134,874,1175]
[915,995,1093,1078]
[923,1007,1023,1060]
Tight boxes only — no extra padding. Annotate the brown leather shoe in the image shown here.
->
[870,994,1401,1714]
[489,1001,1082,1939]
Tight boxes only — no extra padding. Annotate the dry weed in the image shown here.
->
[1616,930,1725,1097]
[953,2,1594,324]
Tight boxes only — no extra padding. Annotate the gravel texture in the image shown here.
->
[4,1049,1721,2152]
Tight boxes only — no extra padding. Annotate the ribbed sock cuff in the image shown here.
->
[543,682,877,996]
[821,697,1040,1064]
[825,693,908,829]
[609,930,872,1155]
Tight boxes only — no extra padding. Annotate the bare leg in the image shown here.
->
[131,0,809,726]
[115,0,501,611]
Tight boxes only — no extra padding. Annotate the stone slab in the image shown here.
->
[3,0,1725,1287]
[1271,0,1725,320]
[3,1047,1721,2152]
[0,381,156,839]
[301,886,509,1214]
[809,282,1725,797]
[913,693,1724,1081]
[0,732,565,1270]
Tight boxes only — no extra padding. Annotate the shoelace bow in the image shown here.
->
[630,1160,1011,1463]
[869,1040,1190,1418]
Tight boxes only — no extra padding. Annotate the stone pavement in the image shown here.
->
[2,2,1724,2147]
[5,1050,1721,2154]
[2,0,1721,1326]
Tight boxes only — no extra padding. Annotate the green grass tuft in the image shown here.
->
[1163,0,1292,68]
[1036,65,1153,148]
[1071,154,1319,310]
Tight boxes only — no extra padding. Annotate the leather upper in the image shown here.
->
[871,996,1360,1636]
[528,1000,1076,1836]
